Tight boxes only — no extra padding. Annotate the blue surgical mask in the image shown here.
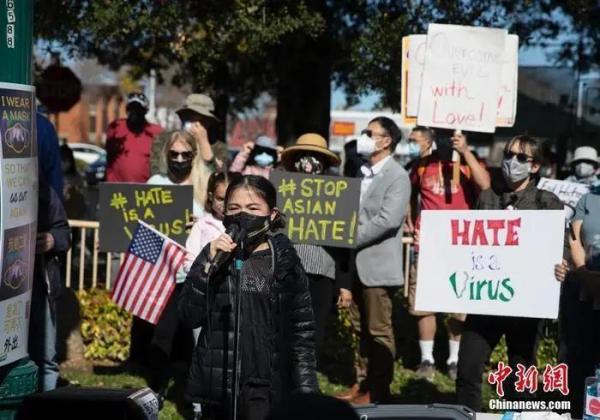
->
[394,142,420,158]
[254,152,274,168]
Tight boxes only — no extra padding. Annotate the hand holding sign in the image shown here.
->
[271,172,360,248]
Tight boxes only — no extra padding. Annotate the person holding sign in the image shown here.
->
[559,184,600,417]
[142,130,212,396]
[147,130,212,217]
[279,133,349,363]
[407,126,490,381]
[456,135,564,411]
[340,117,410,404]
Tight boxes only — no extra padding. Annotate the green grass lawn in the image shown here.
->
[60,361,495,420]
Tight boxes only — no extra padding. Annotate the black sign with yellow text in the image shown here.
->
[99,183,193,252]
[270,172,360,248]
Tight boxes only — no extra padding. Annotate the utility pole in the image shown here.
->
[0,0,40,414]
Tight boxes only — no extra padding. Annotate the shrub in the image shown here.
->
[78,289,132,361]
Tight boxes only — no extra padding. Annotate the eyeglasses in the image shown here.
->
[169,150,195,161]
[504,150,533,163]
[361,129,389,139]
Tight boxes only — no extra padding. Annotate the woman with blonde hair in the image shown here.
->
[148,130,212,217]
[138,130,212,400]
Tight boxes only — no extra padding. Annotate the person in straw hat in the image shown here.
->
[280,134,353,366]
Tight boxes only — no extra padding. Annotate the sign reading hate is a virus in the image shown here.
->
[414,210,565,319]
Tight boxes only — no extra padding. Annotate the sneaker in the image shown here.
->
[447,362,458,381]
[415,360,435,381]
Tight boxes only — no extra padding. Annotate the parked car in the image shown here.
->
[68,142,106,165]
[85,156,106,187]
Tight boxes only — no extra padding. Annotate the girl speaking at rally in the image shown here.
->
[179,175,318,420]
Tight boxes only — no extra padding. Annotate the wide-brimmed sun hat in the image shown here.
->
[281,133,341,170]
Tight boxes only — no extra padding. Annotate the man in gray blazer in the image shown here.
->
[340,116,411,404]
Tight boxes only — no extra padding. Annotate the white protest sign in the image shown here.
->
[415,210,565,319]
[417,24,507,133]
[537,177,590,219]
[496,34,519,127]
[405,34,427,118]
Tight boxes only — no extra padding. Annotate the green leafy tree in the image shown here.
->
[34,1,598,144]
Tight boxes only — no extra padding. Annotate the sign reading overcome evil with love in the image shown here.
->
[99,183,193,252]
[270,172,360,248]
[414,210,565,319]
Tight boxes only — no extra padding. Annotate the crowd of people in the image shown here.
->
[31,90,600,420]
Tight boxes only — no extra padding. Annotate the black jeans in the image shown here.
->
[456,314,541,412]
[308,274,334,360]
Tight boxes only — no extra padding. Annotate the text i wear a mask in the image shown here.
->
[168,160,193,180]
[294,156,324,174]
[223,212,271,247]
[501,156,531,183]
[575,162,596,178]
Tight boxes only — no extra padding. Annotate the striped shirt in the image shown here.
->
[293,243,335,280]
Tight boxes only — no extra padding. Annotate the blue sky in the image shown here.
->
[330,45,557,111]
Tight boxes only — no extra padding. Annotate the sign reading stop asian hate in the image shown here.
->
[417,24,507,133]
[99,183,193,252]
[414,210,565,319]
[271,172,360,248]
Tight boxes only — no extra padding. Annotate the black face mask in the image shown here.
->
[168,160,192,181]
[223,212,271,248]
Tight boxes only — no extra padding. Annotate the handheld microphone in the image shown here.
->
[208,224,242,275]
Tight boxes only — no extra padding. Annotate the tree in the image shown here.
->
[35,1,597,145]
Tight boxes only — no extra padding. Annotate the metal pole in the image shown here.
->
[0,0,40,401]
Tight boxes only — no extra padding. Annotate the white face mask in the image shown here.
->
[356,133,377,156]
[502,156,531,184]
[575,162,596,178]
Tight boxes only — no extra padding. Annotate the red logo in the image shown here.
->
[589,398,600,415]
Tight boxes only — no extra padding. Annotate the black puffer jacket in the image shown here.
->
[178,233,319,406]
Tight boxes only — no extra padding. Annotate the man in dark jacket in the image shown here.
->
[456,135,564,411]
[29,181,71,391]
[179,233,318,420]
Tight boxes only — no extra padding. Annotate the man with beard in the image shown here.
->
[105,92,162,183]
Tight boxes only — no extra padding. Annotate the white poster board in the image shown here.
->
[406,34,427,118]
[415,210,565,319]
[496,34,519,127]
[417,24,507,132]
[537,177,590,219]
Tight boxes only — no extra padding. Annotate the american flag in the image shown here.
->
[111,221,186,325]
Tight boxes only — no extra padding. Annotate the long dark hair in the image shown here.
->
[204,171,239,213]
[224,175,285,230]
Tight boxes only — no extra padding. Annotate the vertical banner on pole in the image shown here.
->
[0,83,37,365]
